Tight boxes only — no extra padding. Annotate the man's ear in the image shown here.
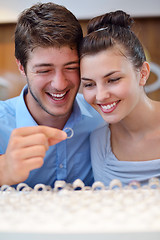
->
[139,61,150,86]
[16,59,26,76]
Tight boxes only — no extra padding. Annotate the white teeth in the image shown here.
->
[50,92,66,98]
[101,102,116,110]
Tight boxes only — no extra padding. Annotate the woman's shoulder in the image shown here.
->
[91,123,109,137]
[90,123,110,149]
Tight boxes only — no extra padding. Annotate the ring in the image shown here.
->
[0,185,15,192]
[64,127,74,139]
[34,184,50,191]
[54,180,66,191]
[148,177,160,189]
[92,181,106,191]
[109,179,122,190]
[72,179,85,190]
[16,183,31,191]
[128,180,141,189]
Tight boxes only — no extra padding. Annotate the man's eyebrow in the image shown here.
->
[33,63,53,69]
[33,61,79,69]
[64,61,79,66]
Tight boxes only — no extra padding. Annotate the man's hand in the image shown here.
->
[0,126,67,186]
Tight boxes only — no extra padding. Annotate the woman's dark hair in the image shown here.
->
[80,10,146,70]
[15,2,83,71]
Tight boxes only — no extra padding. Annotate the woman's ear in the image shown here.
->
[139,61,150,86]
[16,59,26,76]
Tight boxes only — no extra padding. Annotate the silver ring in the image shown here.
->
[109,179,122,189]
[54,180,66,191]
[64,127,74,139]
[128,180,141,189]
[148,177,160,189]
[72,179,85,190]
[92,181,106,191]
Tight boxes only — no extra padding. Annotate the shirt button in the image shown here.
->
[59,164,63,168]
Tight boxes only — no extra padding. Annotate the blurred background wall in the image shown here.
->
[0,0,160,100]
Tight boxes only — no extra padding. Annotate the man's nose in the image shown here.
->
[50,70,68,90]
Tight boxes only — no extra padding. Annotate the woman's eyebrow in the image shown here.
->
[81,71,120,81]
[81,77,92,81]
[103,71,119,78]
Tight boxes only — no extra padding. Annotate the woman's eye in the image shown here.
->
[108,77,121,83]
[82,82,94,88]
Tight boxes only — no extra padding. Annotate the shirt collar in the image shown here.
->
[16,85,38,128]
[15,86,84,129]
[64,97,82,129]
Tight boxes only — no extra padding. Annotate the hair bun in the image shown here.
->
[87,10,133,34]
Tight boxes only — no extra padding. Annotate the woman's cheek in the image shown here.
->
[83,90,94,105]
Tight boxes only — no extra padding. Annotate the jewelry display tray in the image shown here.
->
[0,178,160,240]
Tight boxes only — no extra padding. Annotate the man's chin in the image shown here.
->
[49,108,72,118]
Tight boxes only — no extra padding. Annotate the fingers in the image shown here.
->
[1,126,67,185]
[40,126,67,145]
[11,126,67,146]
[12,145,47,161]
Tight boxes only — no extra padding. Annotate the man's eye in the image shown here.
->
[37,70,51,74]
[66,67,79,71]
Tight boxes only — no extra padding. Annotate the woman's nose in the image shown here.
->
[96,85,110,102]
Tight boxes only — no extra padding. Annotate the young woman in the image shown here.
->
[80,10,160,186]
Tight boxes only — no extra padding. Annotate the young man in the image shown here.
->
[0,2,103,187]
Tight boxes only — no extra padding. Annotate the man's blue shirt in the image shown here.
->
[0,86,104,188]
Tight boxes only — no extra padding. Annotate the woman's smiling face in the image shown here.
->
[80,47,144,124]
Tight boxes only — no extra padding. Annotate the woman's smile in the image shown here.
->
[98,100,120,113]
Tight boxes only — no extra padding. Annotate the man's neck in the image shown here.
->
[24,92,72,130]
[35,113,71,130]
